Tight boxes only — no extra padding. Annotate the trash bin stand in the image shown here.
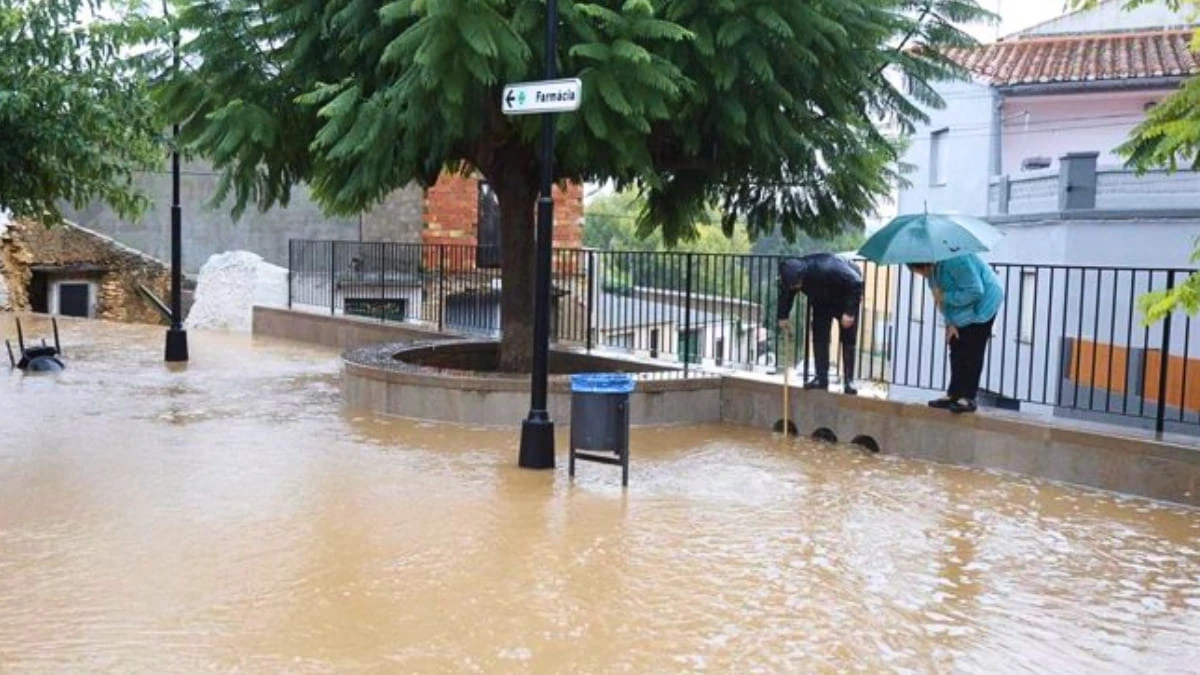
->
[568,373,635,487]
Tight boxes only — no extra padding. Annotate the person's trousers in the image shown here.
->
[947,315,996,401]
[809,301,858,383]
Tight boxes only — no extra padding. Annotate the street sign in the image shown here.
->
[501,78,582,116]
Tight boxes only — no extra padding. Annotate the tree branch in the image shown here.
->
[874,0,935,79]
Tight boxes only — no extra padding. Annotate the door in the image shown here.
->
[28,272,49,314]
[678,328,702,364]
[57,283,90,317]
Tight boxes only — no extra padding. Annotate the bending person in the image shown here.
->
[907,253,1005,414]
[777,253,863,395]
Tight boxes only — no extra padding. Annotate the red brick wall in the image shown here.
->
[423,173,481,250]
[421,170,584,272]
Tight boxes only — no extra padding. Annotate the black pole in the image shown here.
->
[518,0,559,469]
[164,6,188,362]
[1155,270,1176,437]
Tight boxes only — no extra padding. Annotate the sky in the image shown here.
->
[967,0,1080,41]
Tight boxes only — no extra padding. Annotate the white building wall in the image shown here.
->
[999,90,1172,176]
[897,80,998,218]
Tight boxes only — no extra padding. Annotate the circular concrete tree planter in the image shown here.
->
[341,339,725,427]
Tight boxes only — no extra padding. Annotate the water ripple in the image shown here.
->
[0,317,1198,672]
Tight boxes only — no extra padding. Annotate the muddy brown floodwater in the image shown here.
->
[1,315,1199,673]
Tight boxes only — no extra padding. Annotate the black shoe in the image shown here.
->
[843,383,858,396]
[949,399,977,414]
[928,397,954,409]
[803,378,828,390]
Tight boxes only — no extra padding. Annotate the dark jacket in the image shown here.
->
[777,253,864,320]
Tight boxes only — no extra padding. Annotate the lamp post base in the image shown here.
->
[518,415,556,469]
[165,328,189,363]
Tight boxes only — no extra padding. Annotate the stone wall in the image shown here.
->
[0,219,171,325]
[0,221,31,310]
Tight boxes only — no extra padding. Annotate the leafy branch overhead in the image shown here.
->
[0,0,166,225]
[154,0,995,245]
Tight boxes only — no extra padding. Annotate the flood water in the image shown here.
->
[2,315,1199,673]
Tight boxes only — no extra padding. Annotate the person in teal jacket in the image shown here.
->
[907,253,1005,414]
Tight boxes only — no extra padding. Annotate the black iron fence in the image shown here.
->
[289,239,1199,434]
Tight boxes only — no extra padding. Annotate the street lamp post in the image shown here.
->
[163,2,188,363]
[517,0,560,469]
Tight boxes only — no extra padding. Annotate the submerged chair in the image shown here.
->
[5,317,65,372]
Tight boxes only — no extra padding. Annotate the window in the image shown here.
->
[50,280,95,318]
[930,128,949,186]
[1019,271,1036,343]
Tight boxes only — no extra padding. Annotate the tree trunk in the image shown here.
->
[493,168,539,372]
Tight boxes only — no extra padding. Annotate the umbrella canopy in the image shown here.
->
[858,212,1003,264]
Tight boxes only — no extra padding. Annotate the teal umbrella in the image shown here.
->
[857,212,1003,264]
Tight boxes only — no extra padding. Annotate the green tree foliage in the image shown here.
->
[583,190,751,253]
[1069,0,1200,324]
[153,0,993,370]
[749,227,866,258]
[0,0,164,225]
[584,190,752,299]
[583,189,868,353]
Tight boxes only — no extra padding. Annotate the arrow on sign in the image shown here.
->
[501,78,582,116]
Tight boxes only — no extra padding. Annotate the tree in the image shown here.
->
[585,190,753,299]
[584,189,870,353]
[1068,0,1200,324]
[153,0,993,371]
[0,0,164,225]
[749,226,866,258]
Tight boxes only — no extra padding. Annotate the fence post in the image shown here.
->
[1155,270,1176,436]
[437,244,447,333]
[683,252,694,374]
[287,239,293,309]
[329,241,337,316]
[378,242,386,323]
[585,249,595,351]
[802,301,811,381]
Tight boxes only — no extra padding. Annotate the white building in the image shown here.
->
[889,1,1200,434]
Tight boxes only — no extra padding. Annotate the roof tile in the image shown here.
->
[942,29,1200,86]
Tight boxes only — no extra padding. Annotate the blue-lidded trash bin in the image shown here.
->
[569,373,635,485]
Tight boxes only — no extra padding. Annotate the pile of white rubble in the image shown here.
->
[184,250,288,332]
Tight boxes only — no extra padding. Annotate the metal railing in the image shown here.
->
[288,239,1199,434]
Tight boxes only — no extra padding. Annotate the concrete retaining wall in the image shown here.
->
[344,361,723,427]
[720,377,1199,507]
[253,305,452,349]
[256,306,1200,507]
